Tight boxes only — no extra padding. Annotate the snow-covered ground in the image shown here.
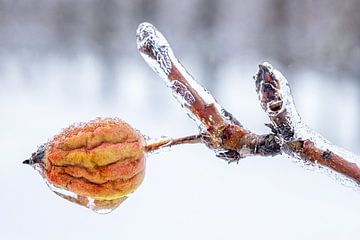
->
[1,56,359,240]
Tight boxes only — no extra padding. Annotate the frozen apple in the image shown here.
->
[24,118,146,213]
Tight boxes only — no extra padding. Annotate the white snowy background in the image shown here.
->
[1,1,360,240]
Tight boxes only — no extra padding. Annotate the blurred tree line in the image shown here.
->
[0,0,359,93]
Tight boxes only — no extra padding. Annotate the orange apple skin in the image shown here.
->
[44,118,146,201]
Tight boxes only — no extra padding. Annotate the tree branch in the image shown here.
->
[136,22,283,162]
[255,63,360,184]
[24,22,360,213]
[137,22,360,186]
[144,134,203,153]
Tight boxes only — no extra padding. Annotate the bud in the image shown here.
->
[25,118,146,213]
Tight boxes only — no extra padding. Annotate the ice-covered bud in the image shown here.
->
[24,118,146,213]
[136,22,172,78]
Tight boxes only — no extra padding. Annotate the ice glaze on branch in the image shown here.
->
[137,22,360,187]
[255,63,360,185]
[136,22,228,135]
[144,134,203,153]
[23,22,360,214]
[136,22,282,161]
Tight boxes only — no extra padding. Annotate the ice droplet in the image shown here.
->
[32,162,126,213]
[47,179,126,214]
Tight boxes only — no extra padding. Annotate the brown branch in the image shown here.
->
[136,22,282,162]
[287,140,360,183]
[137,22,360,186]
[23,22,360,213]
[136,23,228,135]
[255,63,360,184]
[144,134,203,153]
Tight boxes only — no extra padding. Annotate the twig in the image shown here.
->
[255,63,360,184]
[23,22,360,213]
[144,134,203,153]
[136,22,283,162]
[137,22,360,185]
